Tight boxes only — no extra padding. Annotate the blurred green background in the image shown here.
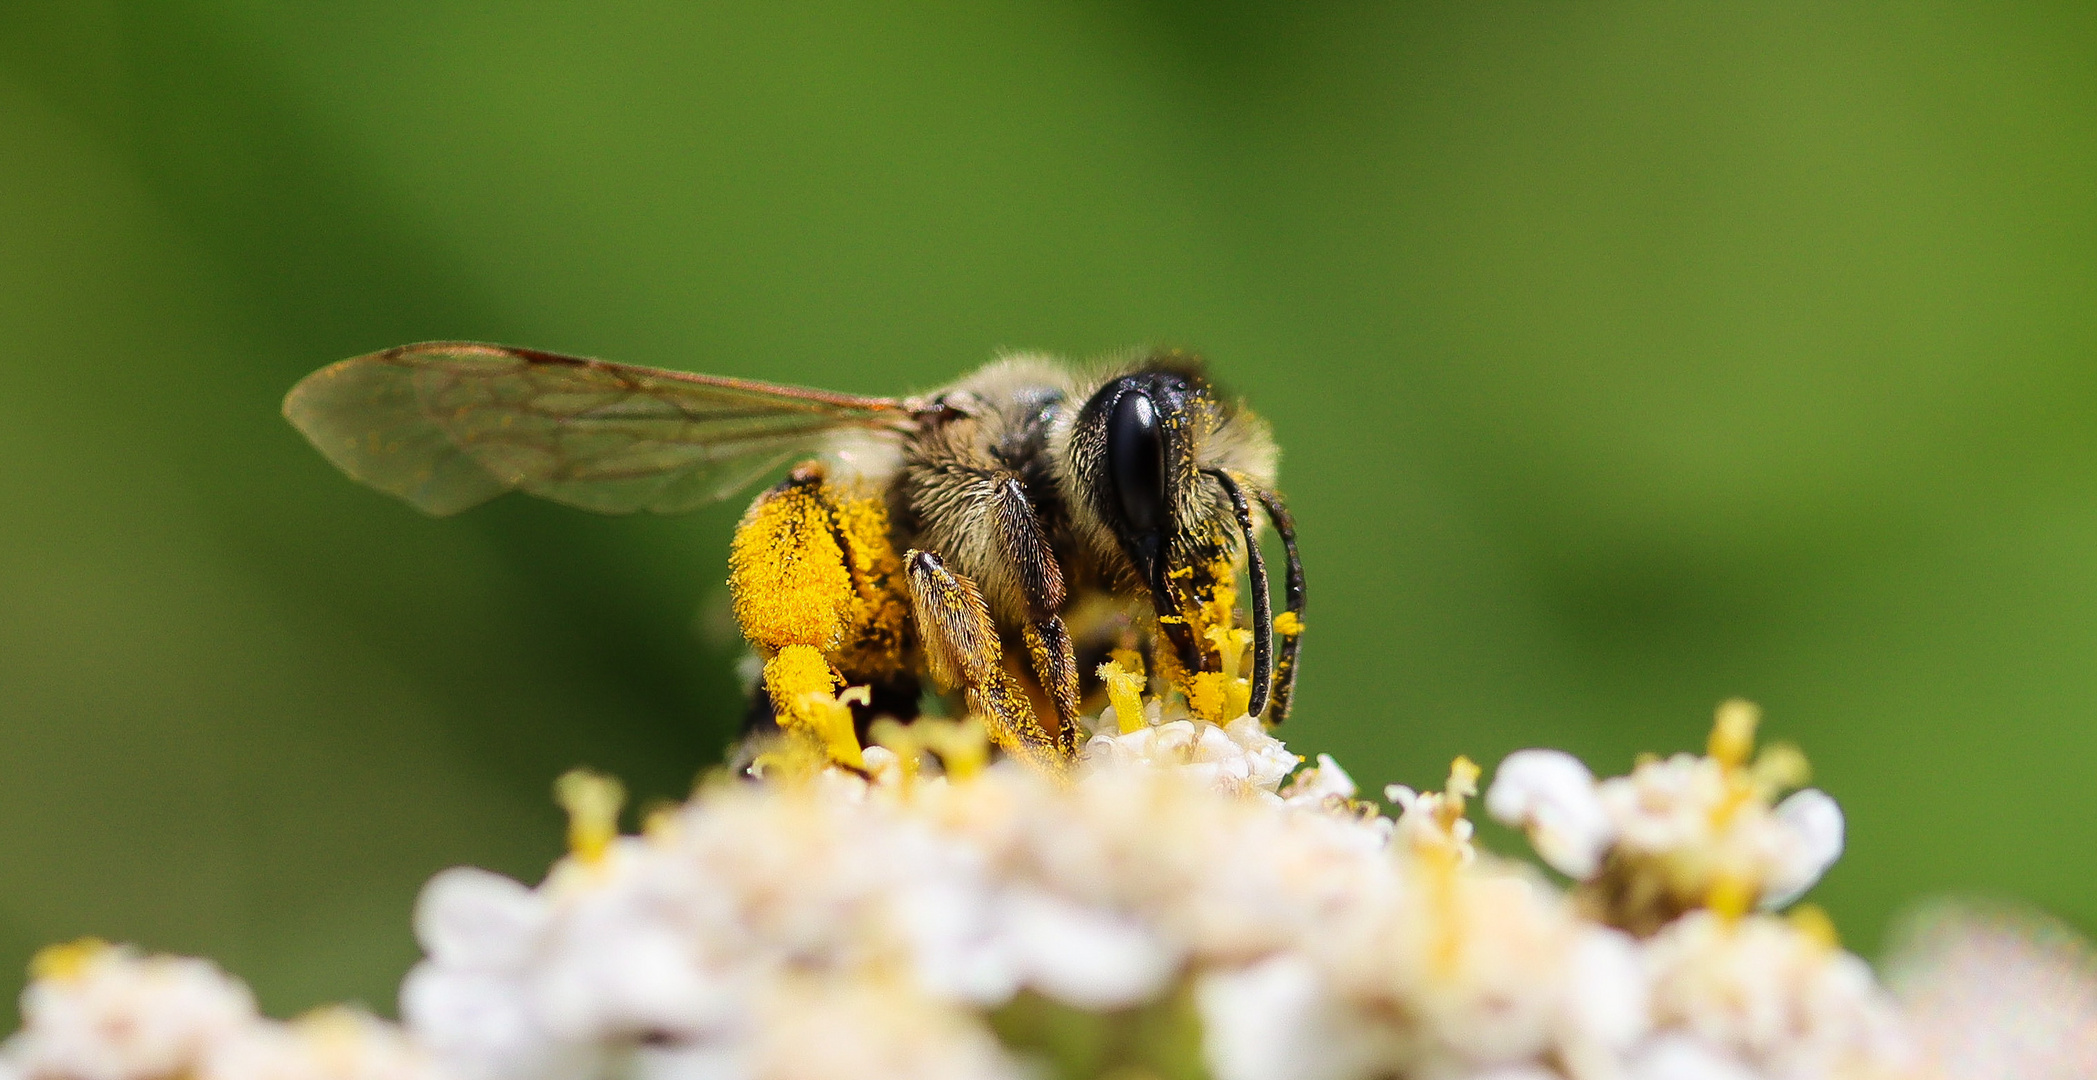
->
[3,0,2095,1016]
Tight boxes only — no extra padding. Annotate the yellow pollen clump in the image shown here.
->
[1186,671,1250,724]
[1198,558,1238,633]
[554,768,625,865]
[827,490,912,682]
[1098,660,1149,734]
[763,644,866,769]
[766,642,841,703]
[1272,610,1303,636]
[1155,545,1264,723]
[729,480,852,651]
[29,938,108,982]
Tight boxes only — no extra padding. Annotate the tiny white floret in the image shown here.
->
[1486,749,1614,879]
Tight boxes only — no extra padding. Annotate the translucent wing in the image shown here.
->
[283,342,911,515]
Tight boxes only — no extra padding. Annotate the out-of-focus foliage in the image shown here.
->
[1,1,2093,1016]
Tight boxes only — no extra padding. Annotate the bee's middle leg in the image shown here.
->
[986,476,1083,753]
[902,548,1063,770]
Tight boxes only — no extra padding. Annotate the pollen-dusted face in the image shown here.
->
[1057,360,1299,717]
[1068,369,1202,604]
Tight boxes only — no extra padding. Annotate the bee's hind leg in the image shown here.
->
[726,462,914,770]
[902,548,1065,771]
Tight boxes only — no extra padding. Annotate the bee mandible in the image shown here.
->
[284,344,1303,768]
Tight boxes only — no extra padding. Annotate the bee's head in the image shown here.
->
[1061,355,1300,719]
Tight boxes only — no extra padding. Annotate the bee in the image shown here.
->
[283,343,1303,768]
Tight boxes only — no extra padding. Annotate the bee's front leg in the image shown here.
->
[902,548,1064,770]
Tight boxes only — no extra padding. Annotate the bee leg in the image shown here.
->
[902,548,1064,771]
[1021,620,1081,754]
[1255,487,1305,724]
[727,464,868,768]
[987,476,1084,754]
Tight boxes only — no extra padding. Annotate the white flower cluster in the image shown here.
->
[1882,902,2097,1080]
[1485,701,1845,925]
[0,942,442,1080]
[4,700,2090,1080]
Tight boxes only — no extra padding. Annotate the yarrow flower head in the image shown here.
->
[3,688,2083,1080]
[3,941,441,1080]
[1485,699,1845,934]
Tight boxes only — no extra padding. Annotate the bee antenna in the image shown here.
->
[1207,469,1274,721]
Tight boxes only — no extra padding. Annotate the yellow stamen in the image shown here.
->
[793,686,868,771]
[640,802,681,840]
[1441,756,1480,824]
[1205,625,1253,679]
[872,715,992,790]
[1424,758,1482,980]
[1786,904,1841,950]
[554,768,625,865]
[29,938,108,982]
[1706,872,1754,921]
[292,1006,368,1064]
[869,718,923,793]
[1098,660,1149,734]
[762,645,865,769]
[749,737,827,780]
[1750,741,1811,796]
[916,716,990,781]
[1708,698,1760,769]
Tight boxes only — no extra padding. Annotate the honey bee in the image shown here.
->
[284,343,1303,767]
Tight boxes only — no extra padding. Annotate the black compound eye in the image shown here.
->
[1107,389,1165,535]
